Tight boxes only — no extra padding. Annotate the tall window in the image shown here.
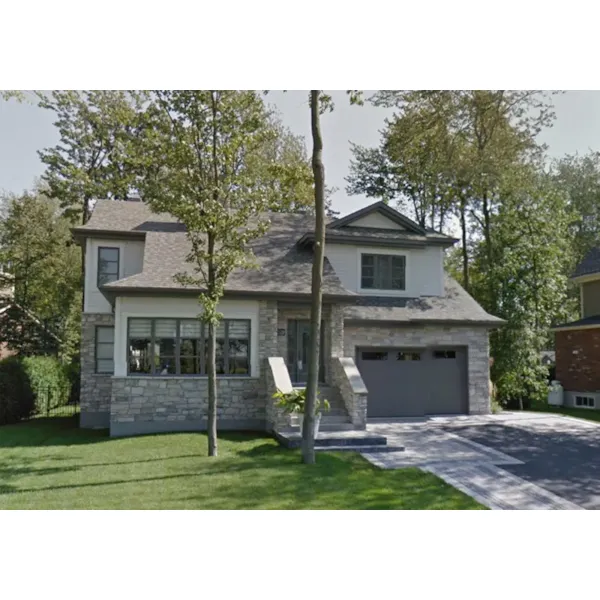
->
[97,247,120,286]
[127,318,251,376]
[96,326,115,374]
[361,253,406,290]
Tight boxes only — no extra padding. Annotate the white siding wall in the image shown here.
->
[348,212,404,230]
[114,296,260,377]
[84,238,145,313]
[325,243,444,297]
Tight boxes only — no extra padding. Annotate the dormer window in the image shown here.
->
[97,247,120,286]
[361,253,406,290]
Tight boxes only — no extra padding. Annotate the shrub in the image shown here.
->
[21,356,71,411]
[0,356,35,425]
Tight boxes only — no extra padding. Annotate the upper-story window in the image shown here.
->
[97,247,120,286]
[361,253,406,290]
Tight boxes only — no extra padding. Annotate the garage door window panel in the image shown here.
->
[397,351,421,361]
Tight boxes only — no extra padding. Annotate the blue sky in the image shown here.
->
[1,90,600,217]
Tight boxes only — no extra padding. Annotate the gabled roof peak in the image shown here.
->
[328,201,427,235]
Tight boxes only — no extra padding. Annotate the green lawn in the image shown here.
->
[529,399,600,423]
[0,417,484,510]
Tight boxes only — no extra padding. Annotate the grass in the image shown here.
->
[0,417,484,510]
[529,399,600,423]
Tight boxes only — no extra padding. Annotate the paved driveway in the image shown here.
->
[441,413,600,509]
[365,412,596,510]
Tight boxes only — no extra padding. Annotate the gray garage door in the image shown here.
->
[357,347,468,418]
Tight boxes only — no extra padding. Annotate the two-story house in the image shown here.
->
[555,247,600,409]
[73,199,503,437]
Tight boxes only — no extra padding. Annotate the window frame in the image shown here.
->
[97,246,120,287]
[360,252,406,291]
[126,317,252,377]
[95,325,115,374]
[575,395,596,409]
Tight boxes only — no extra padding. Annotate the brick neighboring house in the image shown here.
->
[555,247,600,409]
[73,199,504,437]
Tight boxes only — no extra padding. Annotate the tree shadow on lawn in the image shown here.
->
[0,416,110,448]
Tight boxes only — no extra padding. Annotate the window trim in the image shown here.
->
[95,325,115,374]
[126,317,252,378]
[359,251,407,292]
[97,246,120,287]
[575,395,596,409]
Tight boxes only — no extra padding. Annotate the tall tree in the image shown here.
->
[0,190,81,358]
[552,151,600,266]
[349,90,556,296]
[470,167,575,407]
[133,91,273,457]
[301,90,362,464]
[37,91,142,224]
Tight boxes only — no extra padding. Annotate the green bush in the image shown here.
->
[0,357,35,425]
[22,356,71,411]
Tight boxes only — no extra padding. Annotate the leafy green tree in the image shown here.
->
[470,167,575,407]
[552,151,600,266]
[0,190,81,359]
[349,90,556,295]
[132,90,274,457]
[37,91,142,224]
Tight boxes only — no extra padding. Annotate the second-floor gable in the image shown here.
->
[74,199,458,312]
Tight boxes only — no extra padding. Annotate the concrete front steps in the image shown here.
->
[274,429,400,452]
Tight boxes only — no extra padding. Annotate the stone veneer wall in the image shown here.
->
[110,300,280,436]
[110,376,264,435]
[344,324,491,414]
[80,313,115,428]
[330,357,367,429]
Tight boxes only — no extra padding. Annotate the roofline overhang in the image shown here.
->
[72,228,147,243]
[297,233,457,249]
[553,322,600,332]
[571,272,600,284]
[343,317,506,328]
[100,285,358,304]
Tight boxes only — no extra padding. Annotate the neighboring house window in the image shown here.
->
[97,247,120,286]
[575,395,595,408]
[361,254,406,290]
[127,318,250,376]
[96,326,115,374]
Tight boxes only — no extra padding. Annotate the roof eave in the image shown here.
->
[100,285,357,304]
[71,227,147,243]
[298,233,456,249]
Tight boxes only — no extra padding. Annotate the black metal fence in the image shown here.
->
[28,383,80,419]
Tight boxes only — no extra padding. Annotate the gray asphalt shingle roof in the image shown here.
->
[344,277,505,325]
[77,200,502,325]
[573,247,600,278]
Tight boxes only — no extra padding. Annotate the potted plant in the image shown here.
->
[273,388,330,437]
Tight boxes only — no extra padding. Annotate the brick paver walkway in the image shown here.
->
[363,414,585,510]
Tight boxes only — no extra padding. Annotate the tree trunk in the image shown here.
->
[460,196,470,292]
[207,318,218,456]
[482,191,495,311]
[207,235,218,457]
[302,90,325,465]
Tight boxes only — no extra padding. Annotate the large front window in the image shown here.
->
[361,253,406,290]
[127,318,251,376]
